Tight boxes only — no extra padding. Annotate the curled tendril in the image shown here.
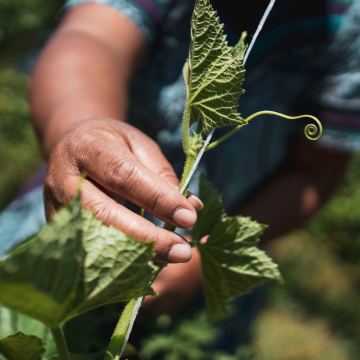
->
[245,111,323,141]
[304,121,322,140]
[206,110,323,151]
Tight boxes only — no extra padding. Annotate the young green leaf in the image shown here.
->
[232,31,247,58]
[0,194,158,328]
[0,331,46,360]
[192,175,282,320]
[184,0,247,134]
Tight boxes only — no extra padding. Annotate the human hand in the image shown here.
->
[44,118,203,263]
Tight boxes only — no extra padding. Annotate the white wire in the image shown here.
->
[180,0,276,194]
[244,0,276,65]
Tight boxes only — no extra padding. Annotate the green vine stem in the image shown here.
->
[104,206,146,359]
[182,103,192,156]
[104,297,143,360]
[51,327,70,360]
[206,111,323,152]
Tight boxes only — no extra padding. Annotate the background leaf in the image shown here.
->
[0,194,158,328]
[48,354,92,360]
[186,0,247,134]
[122,343,138,358]
[0,306,56,357]
[192,175,282,320]
[0,331,45,360]
[140,315,215,360]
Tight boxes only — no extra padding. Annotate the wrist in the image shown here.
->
[39,87,128,157]
[43,116,127,158]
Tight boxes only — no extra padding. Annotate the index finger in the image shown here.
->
[72,136,198,229]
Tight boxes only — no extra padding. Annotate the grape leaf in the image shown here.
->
[0,194,158,328]
[0,332,45,360]
[0,306,56,357]
[183,0,247,134]
[192,175,282,320]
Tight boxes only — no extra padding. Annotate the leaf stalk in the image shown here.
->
[50,327,70,360]
[104,297,143,360]
[182,103,192,156]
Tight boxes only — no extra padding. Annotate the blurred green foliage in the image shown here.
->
[140,315,217,360]
[0,0,64,60]
[0,0,66,210]
[0,68,41,210]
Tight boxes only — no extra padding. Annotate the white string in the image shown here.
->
[244,0,276,65]
[180,0,276,194]
[119,296,143,359]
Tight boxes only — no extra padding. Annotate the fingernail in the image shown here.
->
[173,208,197,227]
[167,244,192,263]
[188,193,204,210]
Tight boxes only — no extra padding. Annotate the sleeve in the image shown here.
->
[64,0,172,42]
[309,0,360,152]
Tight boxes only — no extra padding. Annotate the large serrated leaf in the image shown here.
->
[192,175,282,320]
[0,331,46,360]
[184,0,247,134]
[0,194,158,328]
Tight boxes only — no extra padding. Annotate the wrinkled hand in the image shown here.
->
[44,118,203,263]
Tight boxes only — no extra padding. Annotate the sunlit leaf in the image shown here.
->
[184,0,247,134]
[192,175,282,320]
[0,194,158,328]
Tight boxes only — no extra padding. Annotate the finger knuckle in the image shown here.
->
[105,152,139,192]
[150,187,170,213]
[84,198,115,226]
[157,167,177,181]
[65,132,95,168]
[142,226,160,243]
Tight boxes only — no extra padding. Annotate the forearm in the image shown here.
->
[29,3,145,157]
[236,170,334,242]
[235,138,351,242]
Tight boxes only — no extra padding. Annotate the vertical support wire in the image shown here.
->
[243,0,276,65]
